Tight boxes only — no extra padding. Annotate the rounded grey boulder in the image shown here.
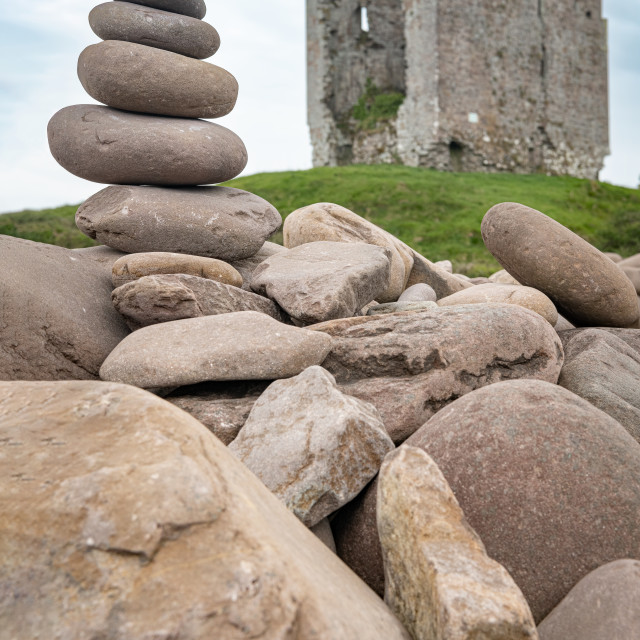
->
[76,186,281,259]
[90,3,219,59]
[118,0,206,20]
[78,41,237,119]
[48,105,247,186]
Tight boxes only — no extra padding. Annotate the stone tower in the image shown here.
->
[307,0,609,179]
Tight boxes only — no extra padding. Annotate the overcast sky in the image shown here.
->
[0,1,638,212]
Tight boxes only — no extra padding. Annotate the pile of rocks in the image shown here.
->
[2,3,640,639]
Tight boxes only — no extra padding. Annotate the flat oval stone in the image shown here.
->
[437,283,558,325]
[78,41,237,118]
[90,3,219,59]
[111,252,242,288]
[118,0,206,19]
[99,311,334,388]
[48,105,247,185]
[481,203,639,328]
[76,186,281,260]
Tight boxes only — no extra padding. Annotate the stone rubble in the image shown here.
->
[1,0,639,637]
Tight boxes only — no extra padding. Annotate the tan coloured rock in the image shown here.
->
[112,252,242,288]
[251,241,392,324]
[437,283,558,325]
[89,3,220,59]
[397,283,437,303]
[489,269,522,285]
[378,446,538,640]
[166,380,268,445]
[367,301,438,316]
[100,311,333,388]
[554,314,575,331]
[405,249,473,299]
[311,304,564,442]
[310,518,337,553]
[481,203,639,327]
[112,274,284,330]
[230,366,394,527]
[76,186,281,260]
[621,266,640,294]
[604,252,623,263]
[78,41,237,119]
[72,245,127,276]
[283,203,413,302]
[0,236,129,381]
[48,105,247,186]
[619,253,640,268]
[0,381,410,640]
[231,242,289,291]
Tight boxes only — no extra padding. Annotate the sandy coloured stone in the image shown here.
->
[366,301,438,316]
[100,311,333,388]
[604,252,623,263]
[481,203,639,327]
[0,236,129,381]
[166,380,268,445]
[251,241,392,324]
[72,245,127,276]
[538,560,640,640]
[558,328,640,440]
[621,266,640,294]
[230,242,288,291]
[378,446,538,640]
[283,203,413,302]
[619,253,640,268]
[77,186,281,260]
[119,0,206,19]
[90,3,219,59]
[489,269,522,285]
[405,249,473,299]
[230,366,394,527]
[397,283,437,303]
[112,274,284,330]
[311,304,564,442]
[112,253,242,289]
[78,41,237,119]
[0,380,410,640]
[310,519,336,553]
[48,105,247,186]
[437,283,558,325]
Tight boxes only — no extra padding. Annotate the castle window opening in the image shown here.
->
[361,6,370,33]
[586,10,592,18]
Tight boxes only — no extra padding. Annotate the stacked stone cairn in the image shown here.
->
[2,4,640,639]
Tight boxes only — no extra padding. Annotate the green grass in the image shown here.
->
[351,79,405,132]
[2,165,639,276]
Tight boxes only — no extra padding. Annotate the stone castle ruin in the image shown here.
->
[307,0,609,179]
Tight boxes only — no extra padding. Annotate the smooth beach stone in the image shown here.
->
[0,380,410,640]
[311,519,336,553]
[283,203,413,302]
[621,266,640,294]
[619,253,640,268]
[366,301,438,316]
[251,241,392,324]
[166,380,269,445]
[112,274,285,330]
[397,283,437,303]
[481,203,639,327]
[72,245,127,276]
[100,311,333,388]
[230,366,394,527]
[90,3,219,59]
[405,248,473,299]
[230,242,288,291]
[111,252,242,289]
[48,105,247,186]
[378,447,538,640]
[118,0,206,19]
[437,283,559,325]
[489,269,521,285]
[311,304,564,443]
[538,560,640,640]
[604,252,623,263]
[77,186,281,260]
[78,41,237,119]
[0,236,129,381]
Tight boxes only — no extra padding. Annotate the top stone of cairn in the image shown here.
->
[117,0,206,20]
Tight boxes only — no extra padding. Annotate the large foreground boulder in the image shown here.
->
[0,381,409,639]
[0,236,129,380]
[311,304,564,442]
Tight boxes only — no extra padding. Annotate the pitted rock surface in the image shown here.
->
[481,203,639,327]
[230,366,394,527]
[378,447,538,640]
[100,311,333,388]
[90,3,219,59]
[311,304,564,442]
[77,186,281,260]
[251,241,392,324]
[48,105,247,186]
[78,41,237,118]
[0,380,410,640]
[112,274,285,330]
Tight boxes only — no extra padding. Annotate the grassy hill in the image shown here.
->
[2,165,639,276]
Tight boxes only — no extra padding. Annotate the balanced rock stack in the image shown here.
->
[48,0,281,265]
